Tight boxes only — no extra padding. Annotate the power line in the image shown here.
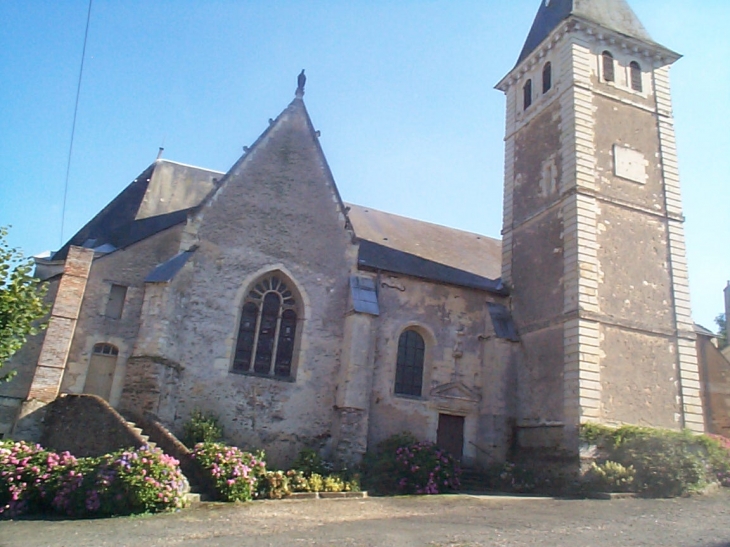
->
[60,0,93,247]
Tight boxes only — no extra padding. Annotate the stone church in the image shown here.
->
[1,0,722,468]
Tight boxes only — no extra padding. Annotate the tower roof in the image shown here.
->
[516,0,654,66]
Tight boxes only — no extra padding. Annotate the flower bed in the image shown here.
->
[0,440,188,518]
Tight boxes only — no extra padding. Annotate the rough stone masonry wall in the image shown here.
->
[61,225,185,407]
[147,99,356,468]
[367,272,515,467]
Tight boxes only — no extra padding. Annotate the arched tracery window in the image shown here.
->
[232,274,299,379]
[602,51,615,82]
[394,329,425,397]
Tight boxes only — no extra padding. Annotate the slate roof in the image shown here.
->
[516,0,656,66]
[145,249,195,283]
[54,160,221,260]
[54,101,504,293]
[346,203,502,281]
[357,240,506,295]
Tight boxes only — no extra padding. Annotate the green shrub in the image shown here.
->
[586,460,635,493]
[323,474,344,492]
[182,410,224,447]
[257,470,291,499]
[191,442,265,502]
[580,424,730,497]
[291,448,329,477]
[362,432,417,494]
[361,434,460,495]
[483,461,538,493]
[307,473,324,492]
[286,469,311,492]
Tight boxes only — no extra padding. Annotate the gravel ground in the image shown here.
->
[1,490,730,547]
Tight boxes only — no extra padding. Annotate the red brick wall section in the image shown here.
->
[40,394,146,457]
[28,247,94,402]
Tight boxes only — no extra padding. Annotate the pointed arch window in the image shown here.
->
[394,329,425,397]
[232,274,299,379]
[602,51,615,82]
[542,62,552,94]
[523,79,533,110]
[630,61,642,92]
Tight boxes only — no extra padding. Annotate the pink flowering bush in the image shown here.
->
[1,440,188,519]
[191,442,266,501]
[0,440,77,518]
[394,441,461,495]
[49,446,188,517]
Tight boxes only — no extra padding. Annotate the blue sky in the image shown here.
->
[1,0,728,330]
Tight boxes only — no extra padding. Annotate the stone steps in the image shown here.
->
[125,421,157,449]
[124,418,204,504]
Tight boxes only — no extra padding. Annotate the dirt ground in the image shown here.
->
[1,490,730,547]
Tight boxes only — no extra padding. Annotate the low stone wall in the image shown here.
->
[40,394,146,457]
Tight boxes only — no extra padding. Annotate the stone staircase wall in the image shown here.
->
[40,394,149,457]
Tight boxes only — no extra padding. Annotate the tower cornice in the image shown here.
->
[496,16,681,93]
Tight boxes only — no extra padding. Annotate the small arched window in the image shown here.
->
[232,273,299,379]
[93,343,119,356]
[394,330,425,397]
[630,61,642,92]
[602,51,615,82]
[523,79,533,110]
[542,62,552,94]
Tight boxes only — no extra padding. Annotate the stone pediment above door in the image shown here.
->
[430,382,481,404]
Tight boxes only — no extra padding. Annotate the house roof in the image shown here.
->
[346,203,502,281]
[516,0,655,66]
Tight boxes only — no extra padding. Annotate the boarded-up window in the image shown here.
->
[602,51,615,82]
[542,62,552,94]
[487,303,519,342]
[350,275,379,315]
[232,273,299,379]
[106,284,127,319]
[523,79,533,110]
[630,61,642,92]
[395,330,425,397]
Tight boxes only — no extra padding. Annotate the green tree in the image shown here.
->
[716,313,728,350]
[0,227,49,382]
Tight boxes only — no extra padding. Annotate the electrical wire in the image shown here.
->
[60,0,93,247]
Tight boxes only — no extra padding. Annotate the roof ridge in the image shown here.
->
[155,158,225,174]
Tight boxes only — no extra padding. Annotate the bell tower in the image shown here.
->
[496,0,704,454]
